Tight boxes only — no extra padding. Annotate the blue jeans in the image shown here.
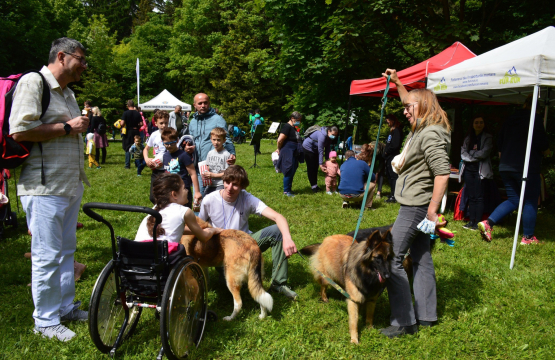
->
[489,171,540,237]
[135,159,146,175]
[125,151,131,168]
[283,160,298,193]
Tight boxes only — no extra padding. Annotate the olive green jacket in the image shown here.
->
[394,122,451,206]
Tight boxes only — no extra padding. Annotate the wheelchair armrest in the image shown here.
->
[83,202,162,224]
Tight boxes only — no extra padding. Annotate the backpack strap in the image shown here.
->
[26,71,50,185]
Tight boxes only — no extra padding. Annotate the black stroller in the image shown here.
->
[83,203,215,359]
[0,169,18,239]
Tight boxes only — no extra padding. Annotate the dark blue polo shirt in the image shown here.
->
[338,157,375,195]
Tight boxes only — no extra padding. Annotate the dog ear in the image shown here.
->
[365,230,382,250]
[382,228,393,245]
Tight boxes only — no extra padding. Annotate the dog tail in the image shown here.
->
[247,249,273,313]
[299,243,321,257]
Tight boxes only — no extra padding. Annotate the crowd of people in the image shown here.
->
[7,37,549,344]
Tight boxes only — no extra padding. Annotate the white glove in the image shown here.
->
[417,217,436,234]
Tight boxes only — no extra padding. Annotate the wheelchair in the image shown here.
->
[83,203,214,359]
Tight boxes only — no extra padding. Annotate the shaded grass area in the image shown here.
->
[1,139,554,359]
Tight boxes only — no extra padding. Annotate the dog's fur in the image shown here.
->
[300,228,394,344]
[180,217,273,321]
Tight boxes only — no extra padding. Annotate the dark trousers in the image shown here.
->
[387,205,437,326]
[149,170,165,204]
[305,151,320,189]
[463,169,484,224]
[385,156,398,196]
[95,147,106,164]
[135,159,146,175]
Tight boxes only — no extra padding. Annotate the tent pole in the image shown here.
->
[544,88,550,129]
[510,85,539,270]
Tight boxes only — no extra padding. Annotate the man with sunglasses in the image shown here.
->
[9,37,91,341]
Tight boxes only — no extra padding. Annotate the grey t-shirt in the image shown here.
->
[205,148,231,188]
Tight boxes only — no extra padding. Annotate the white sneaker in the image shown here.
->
[34,324,76,342]
[326,191,333,195]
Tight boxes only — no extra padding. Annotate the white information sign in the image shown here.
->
[268,122,280,133]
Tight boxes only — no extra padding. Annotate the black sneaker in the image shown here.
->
[385,196,397,203]
[312,187,321,194]
[463,222,477,231]
[418,320,436,327]
[379,324,418,338]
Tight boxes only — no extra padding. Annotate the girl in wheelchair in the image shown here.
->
[135,173,222,246]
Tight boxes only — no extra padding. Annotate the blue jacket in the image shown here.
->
[189,108,236,162]
[338,157,375,195]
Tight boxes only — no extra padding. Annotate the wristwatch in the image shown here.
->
[63,122,72,135]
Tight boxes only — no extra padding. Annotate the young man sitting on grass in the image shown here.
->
[198,165,299,300]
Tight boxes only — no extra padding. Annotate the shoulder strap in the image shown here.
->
[22,70,49,185]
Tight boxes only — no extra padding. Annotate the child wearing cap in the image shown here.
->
[322,151,340,194]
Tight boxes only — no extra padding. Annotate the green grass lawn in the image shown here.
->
[1,139,554,359]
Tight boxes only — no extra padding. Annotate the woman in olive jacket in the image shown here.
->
[379,69,451,339]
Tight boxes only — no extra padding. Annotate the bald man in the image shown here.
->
[189,93,236,195]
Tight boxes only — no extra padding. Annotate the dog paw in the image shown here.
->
[223,316,233,321]
[350,338,359,345]
[258,313,266,320]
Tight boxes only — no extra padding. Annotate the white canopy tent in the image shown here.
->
[428,26,555,269]
[138,89,192,112]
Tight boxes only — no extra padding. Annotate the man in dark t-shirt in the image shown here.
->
[121,100,143,169]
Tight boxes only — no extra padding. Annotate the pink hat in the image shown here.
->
[329,151,337,158]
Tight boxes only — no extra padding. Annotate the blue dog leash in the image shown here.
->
[351,75,391,244]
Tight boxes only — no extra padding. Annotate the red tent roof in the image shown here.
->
[350,42,476,97]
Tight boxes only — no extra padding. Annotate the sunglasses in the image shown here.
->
[163,141,177,145]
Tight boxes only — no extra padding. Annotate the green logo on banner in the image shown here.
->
[434,77,447,91]
[500,66,520,85]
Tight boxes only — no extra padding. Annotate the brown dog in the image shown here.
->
[180,217,273,321]
[300,229,393,344]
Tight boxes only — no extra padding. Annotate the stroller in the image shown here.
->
[0,169,18,239]
[83,203,215,359]
[232,126,246,144]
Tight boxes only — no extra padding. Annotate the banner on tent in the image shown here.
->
[428,57,540,96]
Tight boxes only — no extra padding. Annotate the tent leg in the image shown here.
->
[510,85,539,270]
[543,88,549,129]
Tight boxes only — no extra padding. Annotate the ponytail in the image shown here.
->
[146,173,183,237]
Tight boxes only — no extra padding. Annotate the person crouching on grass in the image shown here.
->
[161,127,202,209]
[203,127,231,195]
[378,68,450,338]
[198,165,299,300]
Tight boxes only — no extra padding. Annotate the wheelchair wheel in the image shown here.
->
[160,259,208,360]
[89,260,142,353]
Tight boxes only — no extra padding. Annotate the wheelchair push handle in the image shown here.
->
[83,202,162,224]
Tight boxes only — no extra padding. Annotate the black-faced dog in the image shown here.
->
[300,228,393,344]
